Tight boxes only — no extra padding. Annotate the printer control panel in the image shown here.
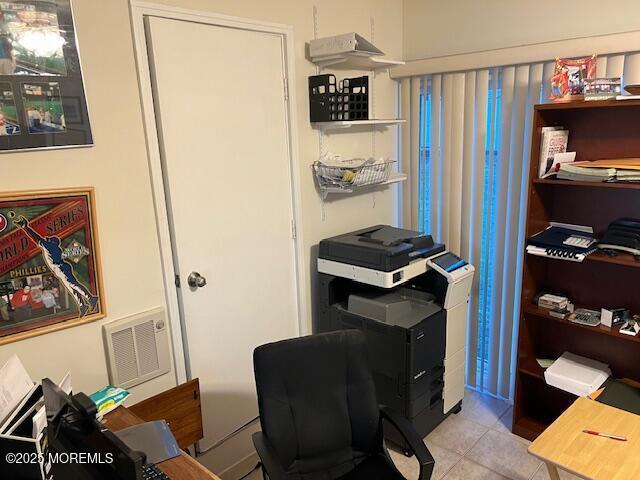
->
[428,252,475,284]
[431,252,467,272]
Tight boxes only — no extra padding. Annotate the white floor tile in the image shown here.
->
[491,406,513,434]
[530,463,583,480]
[466,430,542,480]
[443,458,510,480]
[460,389,511,428]
[490,407,530,446]
[427,413,489,455]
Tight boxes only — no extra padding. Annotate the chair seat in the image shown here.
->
[337,455,406,480]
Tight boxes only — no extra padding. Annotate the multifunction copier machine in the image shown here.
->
[316,225,474,452]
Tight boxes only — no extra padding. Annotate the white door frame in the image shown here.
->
[129,1,307,384]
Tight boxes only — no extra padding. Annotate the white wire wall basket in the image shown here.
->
[313,160,405,199]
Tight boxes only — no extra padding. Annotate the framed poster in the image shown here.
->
[0,0,92,152]
[0,188,104,345]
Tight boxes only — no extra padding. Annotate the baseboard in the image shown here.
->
[219,450,260,480]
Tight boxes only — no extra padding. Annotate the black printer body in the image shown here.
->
[316,226,475,454]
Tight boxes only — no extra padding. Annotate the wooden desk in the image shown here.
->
[528,397,640,480]
[103,406,220,480]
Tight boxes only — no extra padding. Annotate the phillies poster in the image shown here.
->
[0,188,104,344]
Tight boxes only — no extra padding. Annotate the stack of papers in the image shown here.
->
[0,355,71,440]
[0,355,35,428]
[557,163,616,182]
[544,352,611,397]
[557,158,640,182]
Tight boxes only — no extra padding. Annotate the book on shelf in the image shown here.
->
[538,127,569,178]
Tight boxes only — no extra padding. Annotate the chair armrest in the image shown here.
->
[252,431,287,480]
[380,405,435,480]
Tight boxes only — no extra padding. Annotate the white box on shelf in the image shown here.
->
[544,352,611,397]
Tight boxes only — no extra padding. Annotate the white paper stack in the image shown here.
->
[544,352,611,397]
[557,163,616,182]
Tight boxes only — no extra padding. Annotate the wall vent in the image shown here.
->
[103,307,171,389]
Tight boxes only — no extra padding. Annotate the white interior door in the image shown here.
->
[145,16,300,451]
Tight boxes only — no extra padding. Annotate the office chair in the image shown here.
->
[252,330,435,480]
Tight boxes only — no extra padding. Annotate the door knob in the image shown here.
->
[188,272,207,288]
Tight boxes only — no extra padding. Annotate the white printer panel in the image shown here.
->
[445,302,467,358]
[443,360,466,413]
[443,302,467,413]
[443,266,474,309]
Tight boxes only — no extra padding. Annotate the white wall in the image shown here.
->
[0,0,403,477]
[404,0,640,61]
[0,0,176,405]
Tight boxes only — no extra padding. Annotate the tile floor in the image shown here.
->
[244,388,579,480]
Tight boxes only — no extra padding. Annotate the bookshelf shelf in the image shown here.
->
[527,249,640,268]
[513,100,640,442]
[585,251,640,268]
[533,178,640,190]
[512,416,546,439]
[523,305,640,344]
[311,119,405,131]
[518,355,545,380]
[311,55,404,71]
[535,99,640,110]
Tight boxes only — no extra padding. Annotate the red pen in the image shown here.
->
[582,429,627,441]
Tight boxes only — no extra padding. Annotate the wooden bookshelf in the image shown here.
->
[512,101,640,442]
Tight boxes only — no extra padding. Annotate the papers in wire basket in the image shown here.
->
[0,355,34,427]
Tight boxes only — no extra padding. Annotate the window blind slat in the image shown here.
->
[430,75,442,240]
[596,56,608,78]
[606,54,625,78]
[485,65,514,393]
[401,78,412,228]
[496,64,530,399]
[460,71,476,262]
[466,69,489,387]
[623,52,640,86]
[410,77,421,230]
[448,73,466,255]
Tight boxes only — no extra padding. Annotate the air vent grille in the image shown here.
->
[103,307,171,389]
[135,320,160,375]
[112,328,139,384]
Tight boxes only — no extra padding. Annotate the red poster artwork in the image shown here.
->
[0,188,104,344]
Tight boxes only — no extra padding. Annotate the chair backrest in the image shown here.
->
[253,330,382,478]
[128,378,203,450]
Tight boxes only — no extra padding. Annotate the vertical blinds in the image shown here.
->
[402,52,640,400]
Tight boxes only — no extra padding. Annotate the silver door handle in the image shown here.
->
[188,271,207,288]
